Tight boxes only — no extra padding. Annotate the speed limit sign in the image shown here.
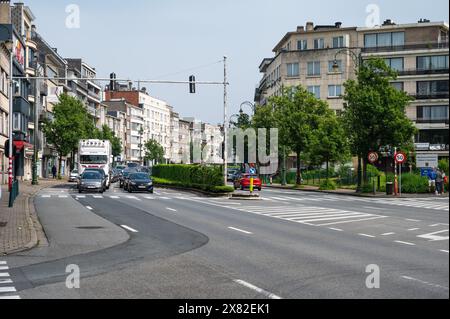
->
[395,152,407,164]
[368,152,379,163]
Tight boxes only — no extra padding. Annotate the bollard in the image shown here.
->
[250,177,254,194]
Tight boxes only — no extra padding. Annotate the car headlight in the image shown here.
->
[148,182,153,186]
[130,182,136,185]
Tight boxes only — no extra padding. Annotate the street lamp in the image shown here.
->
[239,101,256,115]
[32,53,46,186]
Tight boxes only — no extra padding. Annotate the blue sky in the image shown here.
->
[27,0,449,124]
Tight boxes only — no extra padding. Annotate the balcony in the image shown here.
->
[362,41,449,53]
[411,92,449,100]
[13,96,30,116]
[416,118,449,124]
[397,68,449,76]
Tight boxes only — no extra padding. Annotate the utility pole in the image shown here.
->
[32,60,40,185]
[223,56,228,186]
[8,41,13,192]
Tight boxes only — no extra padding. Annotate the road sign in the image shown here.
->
[249,168,256,175]
[395,152,407,164]
[368,152,379,163]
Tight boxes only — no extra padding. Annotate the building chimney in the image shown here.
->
[296,26,304,32]
[0,0,11,24]
[109,72,117,91]
[128,81,133,91]
[382,19,395,26]
[306,22,314,32]
[335,21,342,28]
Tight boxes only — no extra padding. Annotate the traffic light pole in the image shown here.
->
[8,46,13,192]
[223,56,228,186]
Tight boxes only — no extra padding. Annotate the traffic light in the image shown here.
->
[189,75,196,94]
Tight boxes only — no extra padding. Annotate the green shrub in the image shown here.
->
[319,180,337,190]
[438,159,449,176]
[152,175,233,194]
[211,186,235,193]
[153,164,224,187]
[400,173,429,194]
[361,183,376,193]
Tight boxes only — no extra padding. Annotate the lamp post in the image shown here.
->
[32,54,45,186]
[332,48,363,192]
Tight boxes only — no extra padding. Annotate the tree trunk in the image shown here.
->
[357,154,362,192]
[326,159,329,182]
[58,154,63,180]
[296,150,302,186]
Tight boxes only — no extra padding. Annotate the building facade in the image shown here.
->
[256,20,449,163]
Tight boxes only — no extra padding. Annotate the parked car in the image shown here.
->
[125,172,154,193]
[83,168,108,191]
[227,168,240,182]
[69,169,79,182]
[111,169,121,183]
[78,171,105,194]
[233,173,262,191]
[127,162,140,169]
[138,166,151,174]
[120,168,137,188]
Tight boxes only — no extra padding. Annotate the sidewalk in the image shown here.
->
[265,183,449,198]
[0,179,65,255]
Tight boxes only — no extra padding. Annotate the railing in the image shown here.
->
[8,180,19,208]
[411,92,449,100]
[397,68,449,76]
[362,41,449,53]
[416,118,449,124]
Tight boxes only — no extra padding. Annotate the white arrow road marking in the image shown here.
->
[417,230,449,241]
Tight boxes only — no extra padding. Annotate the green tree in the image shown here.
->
[270,86,330,186]
[42,93,92,178]
[342,58,416,191]
[310,113,350,181]
[144,139,164,165]
[96,125,123,159]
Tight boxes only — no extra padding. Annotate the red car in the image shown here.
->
[234,173,262,191]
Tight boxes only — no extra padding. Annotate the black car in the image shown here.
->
[120,168,137,188]
[83,168,108,191]
[126,173,153,193]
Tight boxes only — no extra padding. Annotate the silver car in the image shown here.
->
[69,169,79,182]
[78,171,104,194]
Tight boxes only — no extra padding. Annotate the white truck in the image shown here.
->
[78,140,113,189]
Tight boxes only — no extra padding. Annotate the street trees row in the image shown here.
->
[250,58,416,190]
[42,93,122,177]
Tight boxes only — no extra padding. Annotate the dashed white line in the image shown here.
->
[234,279,281,299]
[440,250,449,253]
[328,227,343,232]
[110,196,120,199]
[85,206,93,210]
[394,240,416,246]
[408,228,420,231]
[401,276,448,290]
[406,219,421,222]
[166,208,177,212]
[358,233,376,238]
[381,232,395,236]
[120,225,139,233]
[228,227,253,235]
[58,195,68,198]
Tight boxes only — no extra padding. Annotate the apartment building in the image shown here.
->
[0,24,10,184]
[106,110,127,162]
[104,81,172,162]
[178,119,191,164]
[103,99,143,163]
[169,110,180,164]
[256,20,449,163]
[358,20,449,160]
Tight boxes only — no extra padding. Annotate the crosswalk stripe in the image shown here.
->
[271,211,352,219]
[0,295,21,299]
[0,266,9,270]
[0,279,13,284]
[0,287,16,293]
[0,261,6,265]
[0,273,10,277]
[297,214,373,223]
[288,212,363,221]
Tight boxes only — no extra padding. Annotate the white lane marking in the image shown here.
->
[41,195,51,198]
[228,227,253,235]
[406,219,421,222]
[363,206,383,210]
[58,195,68,198]
[110,196,120,199]
[381,232,395,236]
[268,196,290,201]
[394,240,416,246]
[430,223,449,227]
[288,212,363,221]
[0,279,13,284]
[328,227,343,232]
[358,233,376,238]
[401,276,449,290]
[0,266,9,270]
[145,196,155,200]
[316,216,387,226]
[0,273,10,277]
[120,225,139,233]
[166,208,177,212]
[408,228,420,231]
[440,250,449,253]
[93,195,103,199]
[0,261,6,265]
[126,196,141,200]
[0,287,17,293]
[85,206,93,210]
[0,295,21,299]
[160,197,170,200]
[417,230,449,241]
[76,195,86,198]
[234,279,281,299]
[296,214,373,223]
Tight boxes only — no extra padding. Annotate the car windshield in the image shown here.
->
[82,172,102,180]
[72,170,78,174]
[80,155,108,164]
[85,169,104,176]
[128,163,139,168]
[116,166,126,170]
[131,173,149,180]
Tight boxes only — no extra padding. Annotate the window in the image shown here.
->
[307,86,321,99]
[286,42,291,51]
[297,40,307,50]
[13,113,21,131]
[417,81,449,97]
[391,82,404,91]
[328,60,342,72]
[286,63,300,77]
[332,36,344,48]
[417,106,449,123]
[307,61,321,76]
[384,57,404,71]
[314,38,324,49]
[417,55,449,70]
[46,66,57,79]
[364,32,405,47]
[328,85,342,97]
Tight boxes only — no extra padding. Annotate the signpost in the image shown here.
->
[395,151,407,197]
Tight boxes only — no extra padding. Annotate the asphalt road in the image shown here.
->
[1,183,448,299]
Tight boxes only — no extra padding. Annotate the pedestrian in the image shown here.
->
[51,165,57,179]
[430,168,437,194]
[436,168,443,195]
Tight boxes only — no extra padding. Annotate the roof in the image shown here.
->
[357,20,449,32]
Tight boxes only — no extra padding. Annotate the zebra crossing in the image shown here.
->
[0,261,20,299]
[229,205,387,226]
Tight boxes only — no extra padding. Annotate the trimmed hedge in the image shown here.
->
[152,164,224,187]
[319,180,337,190]
[400,173,429,194]
[153,177,234,194]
